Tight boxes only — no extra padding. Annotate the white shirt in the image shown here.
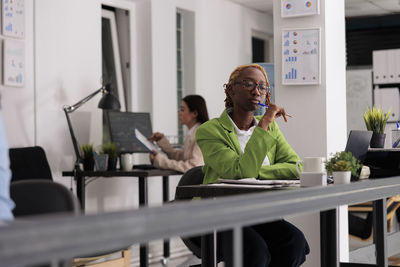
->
[228,115,270,166]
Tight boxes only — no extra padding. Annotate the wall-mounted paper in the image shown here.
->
[281,0,319,18]
[282,28,320,85]
[4,39,24,87]
[2,0,25,38]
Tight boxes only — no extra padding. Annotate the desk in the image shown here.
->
[176,183,386,267]
[62,168,182,267]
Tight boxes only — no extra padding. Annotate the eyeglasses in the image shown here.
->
[234,80,270,95]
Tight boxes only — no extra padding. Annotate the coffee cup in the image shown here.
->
[300,172,327,187]
[296,157,325,174]
[121,153,133,171]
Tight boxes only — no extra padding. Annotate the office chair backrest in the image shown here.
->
[9,146,53,182]
[175,166,204,200]
[10,180,80,217]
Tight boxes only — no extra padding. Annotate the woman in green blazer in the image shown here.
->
[195,64,309,266]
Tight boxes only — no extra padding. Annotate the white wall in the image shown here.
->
[2,0,34,148]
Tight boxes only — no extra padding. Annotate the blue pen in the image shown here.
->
[393,121,400,148]
[258,102,293,118]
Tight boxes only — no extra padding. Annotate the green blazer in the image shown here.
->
[196,109,302,184]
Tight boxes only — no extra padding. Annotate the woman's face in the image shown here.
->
[178,101,198,126]
[230,67,267,112]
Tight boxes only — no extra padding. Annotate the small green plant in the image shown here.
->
[101,142,119,159]
[325,151,362,177]
[81,144,94,160]
[332,160,351,172]
[363,106,391,134]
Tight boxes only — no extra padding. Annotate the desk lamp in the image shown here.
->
[63,83,121,171]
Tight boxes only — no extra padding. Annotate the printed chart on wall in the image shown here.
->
[2,0,25,38]
[282,28,320,85]
[4,39,24,87]
[281,0,319,17]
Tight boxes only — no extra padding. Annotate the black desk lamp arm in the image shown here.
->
[63,86,105,171]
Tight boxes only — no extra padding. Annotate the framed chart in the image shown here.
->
[2,0,25,38]
[282,28,320,85]
[281,0,319,18]
[3,39,24,87]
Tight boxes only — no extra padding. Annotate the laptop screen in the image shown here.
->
[107,111,153,153]
[344,130,373,163]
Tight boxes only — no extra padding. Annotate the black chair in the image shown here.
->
[9,147,131,267]
[174,166,205,265]
[9,146,53,182]
[349,197,400,240]
[11,179,80,217]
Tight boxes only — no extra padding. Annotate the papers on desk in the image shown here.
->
[217,178,300,187]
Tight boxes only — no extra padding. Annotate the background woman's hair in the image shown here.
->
[224,64,271,108]
[182,95,209,124]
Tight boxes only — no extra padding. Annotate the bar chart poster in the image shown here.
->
[2,0,25,38]
[282,28,320,85]
[281,0,319,18]
[4,39,24,87]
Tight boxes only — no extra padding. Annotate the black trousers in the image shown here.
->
[217,220,310,267]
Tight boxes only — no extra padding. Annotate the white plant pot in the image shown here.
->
[333,171,351,184]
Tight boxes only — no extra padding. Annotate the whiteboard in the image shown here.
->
[2,0,25,38]
[281,0,319,18]
[3,39,24,87]
[282,28,320,85]
[346,69,373,136]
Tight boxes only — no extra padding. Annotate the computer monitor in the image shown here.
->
[106,111,153,153]
[344,130,373,163]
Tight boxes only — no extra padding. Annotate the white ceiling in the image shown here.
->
[229,0,400,17]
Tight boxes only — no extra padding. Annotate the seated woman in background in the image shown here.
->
[196,64,309,266]
[149,95,209,173]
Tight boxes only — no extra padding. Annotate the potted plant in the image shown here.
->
[363,106,391,148]
[81,144,95,171]
[101,142,119,170]
[325,151,362,183]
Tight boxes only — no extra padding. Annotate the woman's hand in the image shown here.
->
[258,103,289,131]
[149,150,158,163]
[148,132,164,142]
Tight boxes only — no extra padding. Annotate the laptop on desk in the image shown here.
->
[345,130,373,163]
[344,130,400,178]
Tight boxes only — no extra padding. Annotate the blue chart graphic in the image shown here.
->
[285,68,297,80]
[285,56,297,62]
[283,49,289,55]
[284,40,290,46]
[284,32,289,38]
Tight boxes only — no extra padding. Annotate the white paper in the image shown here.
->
[134,128,158,152]
[217,178,300,186]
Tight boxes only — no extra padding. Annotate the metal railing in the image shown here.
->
[1,177,400,267]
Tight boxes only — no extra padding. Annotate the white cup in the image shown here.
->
[300,172,327,187]
[121,153,133,171]
[296,157,325,174]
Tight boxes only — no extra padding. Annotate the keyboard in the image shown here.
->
[132,164,157,170]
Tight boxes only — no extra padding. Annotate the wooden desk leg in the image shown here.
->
[320,209,337,267]
[373,199,387,267]
[76,175,85,210]
[201,232,216,267]
[139,176,148,267]
[162,176,170,263]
